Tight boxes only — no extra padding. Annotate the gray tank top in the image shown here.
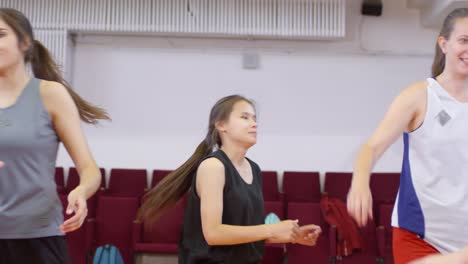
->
[0,77,62,238]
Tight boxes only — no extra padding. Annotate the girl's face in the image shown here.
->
[217,100,257,148]
[440,17,468,77]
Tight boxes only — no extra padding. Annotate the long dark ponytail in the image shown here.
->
[138,95,254,224]
[0,8,109,123]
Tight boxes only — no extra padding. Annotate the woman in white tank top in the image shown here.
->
[347,8,468,264]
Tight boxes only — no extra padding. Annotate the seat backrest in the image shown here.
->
[324,172,353,202]
[67,167,106,193]
[151,169,173,188]
[95,196,139,264]
[262,171,281,201]
[370,172,400,205]
[283,171,321,202]
[142,194,188,244]
[108,168,147,198]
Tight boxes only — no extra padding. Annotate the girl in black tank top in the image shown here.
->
[139,95,321,264]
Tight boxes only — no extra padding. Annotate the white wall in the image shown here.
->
[55,0,440,187]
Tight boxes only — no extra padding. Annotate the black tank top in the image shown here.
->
[179,149,265,264]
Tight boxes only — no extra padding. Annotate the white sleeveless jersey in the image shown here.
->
[392,78,468,253]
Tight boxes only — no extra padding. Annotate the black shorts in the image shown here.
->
[0,236,71,264]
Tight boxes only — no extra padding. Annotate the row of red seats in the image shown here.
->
[55,168,172,264]
[55,169,400,264]
[261,171,399,264]
[55,168,172,198]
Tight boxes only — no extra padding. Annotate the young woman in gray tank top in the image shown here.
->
[0,8,109,264]
[138,95,322,264]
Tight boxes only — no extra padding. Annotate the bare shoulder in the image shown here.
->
[196,157,226,195]
[397,80,428,131]
[198,157,225,175]
[38,80,76,116]
[385,80,428,115]
[39,80,70,101]
[398,80,427,103]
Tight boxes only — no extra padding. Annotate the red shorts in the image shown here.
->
[393,227,439,264]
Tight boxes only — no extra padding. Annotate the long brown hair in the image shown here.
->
[432,8,468,78]
[138,95,255,224]
[0,8,109,124]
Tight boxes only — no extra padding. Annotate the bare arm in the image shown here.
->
[197,158,300,246]
[347,81,427,226]
[41,81,101,233]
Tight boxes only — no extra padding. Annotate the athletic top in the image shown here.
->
[179,149,265,263]
[0,78,62,238]
[392,78,468,253]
